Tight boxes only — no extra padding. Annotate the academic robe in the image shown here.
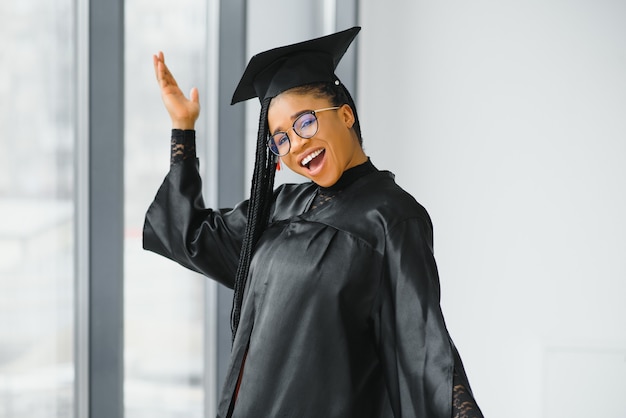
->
[143,156,478,417]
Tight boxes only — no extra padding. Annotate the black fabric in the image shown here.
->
[143,151,482,417]
[170,129,196,165]
[231,27,360,104]
[309,159,377,211]
[453,368,483,418]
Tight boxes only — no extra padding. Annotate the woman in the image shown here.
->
[144,27,483,417]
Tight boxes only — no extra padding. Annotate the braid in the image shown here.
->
[231,97,276,342]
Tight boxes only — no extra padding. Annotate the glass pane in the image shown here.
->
[124,1,206,417]
[0,1,75,418]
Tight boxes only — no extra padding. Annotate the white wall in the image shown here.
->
[360,1,626,417]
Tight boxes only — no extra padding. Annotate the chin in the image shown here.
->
[292,165,339,187]
[313,174,340,188]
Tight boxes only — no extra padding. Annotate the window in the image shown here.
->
[0,1,76,417]
[124,1,207,416]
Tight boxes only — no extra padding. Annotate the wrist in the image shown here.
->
[172,121,196,130]
[170,129,196,165]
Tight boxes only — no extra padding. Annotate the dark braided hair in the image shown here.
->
[231,96,276,341]
[230,81,361,342]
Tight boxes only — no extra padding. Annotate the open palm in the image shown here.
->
[153,51,200,129]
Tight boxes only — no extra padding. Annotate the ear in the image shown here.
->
[339,104,355,129]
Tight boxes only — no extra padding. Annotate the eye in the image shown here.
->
[277,134,289,145]
[296,113,315,130]
[300,118,314,129]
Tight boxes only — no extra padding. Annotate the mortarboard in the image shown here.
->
[231,26,361,105]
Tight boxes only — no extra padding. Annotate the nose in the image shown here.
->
[287,130,308,154]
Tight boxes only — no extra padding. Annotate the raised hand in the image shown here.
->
[153,51,200,129]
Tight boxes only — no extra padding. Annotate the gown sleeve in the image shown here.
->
[142,131,248,288]
[375,215,479,417]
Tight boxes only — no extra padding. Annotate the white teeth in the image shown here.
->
[301,149,324,167]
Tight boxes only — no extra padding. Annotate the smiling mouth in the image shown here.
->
[301,148,325,169]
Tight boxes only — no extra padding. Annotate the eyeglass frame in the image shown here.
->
[267,106,341,156]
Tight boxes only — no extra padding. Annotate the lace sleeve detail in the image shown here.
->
[452,366,483,418]
[170,129,196,165]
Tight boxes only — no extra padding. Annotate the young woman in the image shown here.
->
[144,27,483,418]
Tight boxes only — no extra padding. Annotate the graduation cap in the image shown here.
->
[231,26,361,105]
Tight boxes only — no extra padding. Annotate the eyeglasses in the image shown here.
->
[267,107,340,156]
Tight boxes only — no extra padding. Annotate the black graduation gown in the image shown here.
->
[143,157,478,418]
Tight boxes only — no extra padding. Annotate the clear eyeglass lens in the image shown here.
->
[268,133,290,156]
[266,111,321,156]
[294,112,318,138]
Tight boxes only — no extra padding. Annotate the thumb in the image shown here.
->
[190,87,200,104]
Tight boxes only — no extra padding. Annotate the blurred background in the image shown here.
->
[1,0,624,417]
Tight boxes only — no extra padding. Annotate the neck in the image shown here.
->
[321,158,377,191]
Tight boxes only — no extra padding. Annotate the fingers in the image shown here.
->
[153,51,164,79]
[153,53,160,80]
[153,51,177,89]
